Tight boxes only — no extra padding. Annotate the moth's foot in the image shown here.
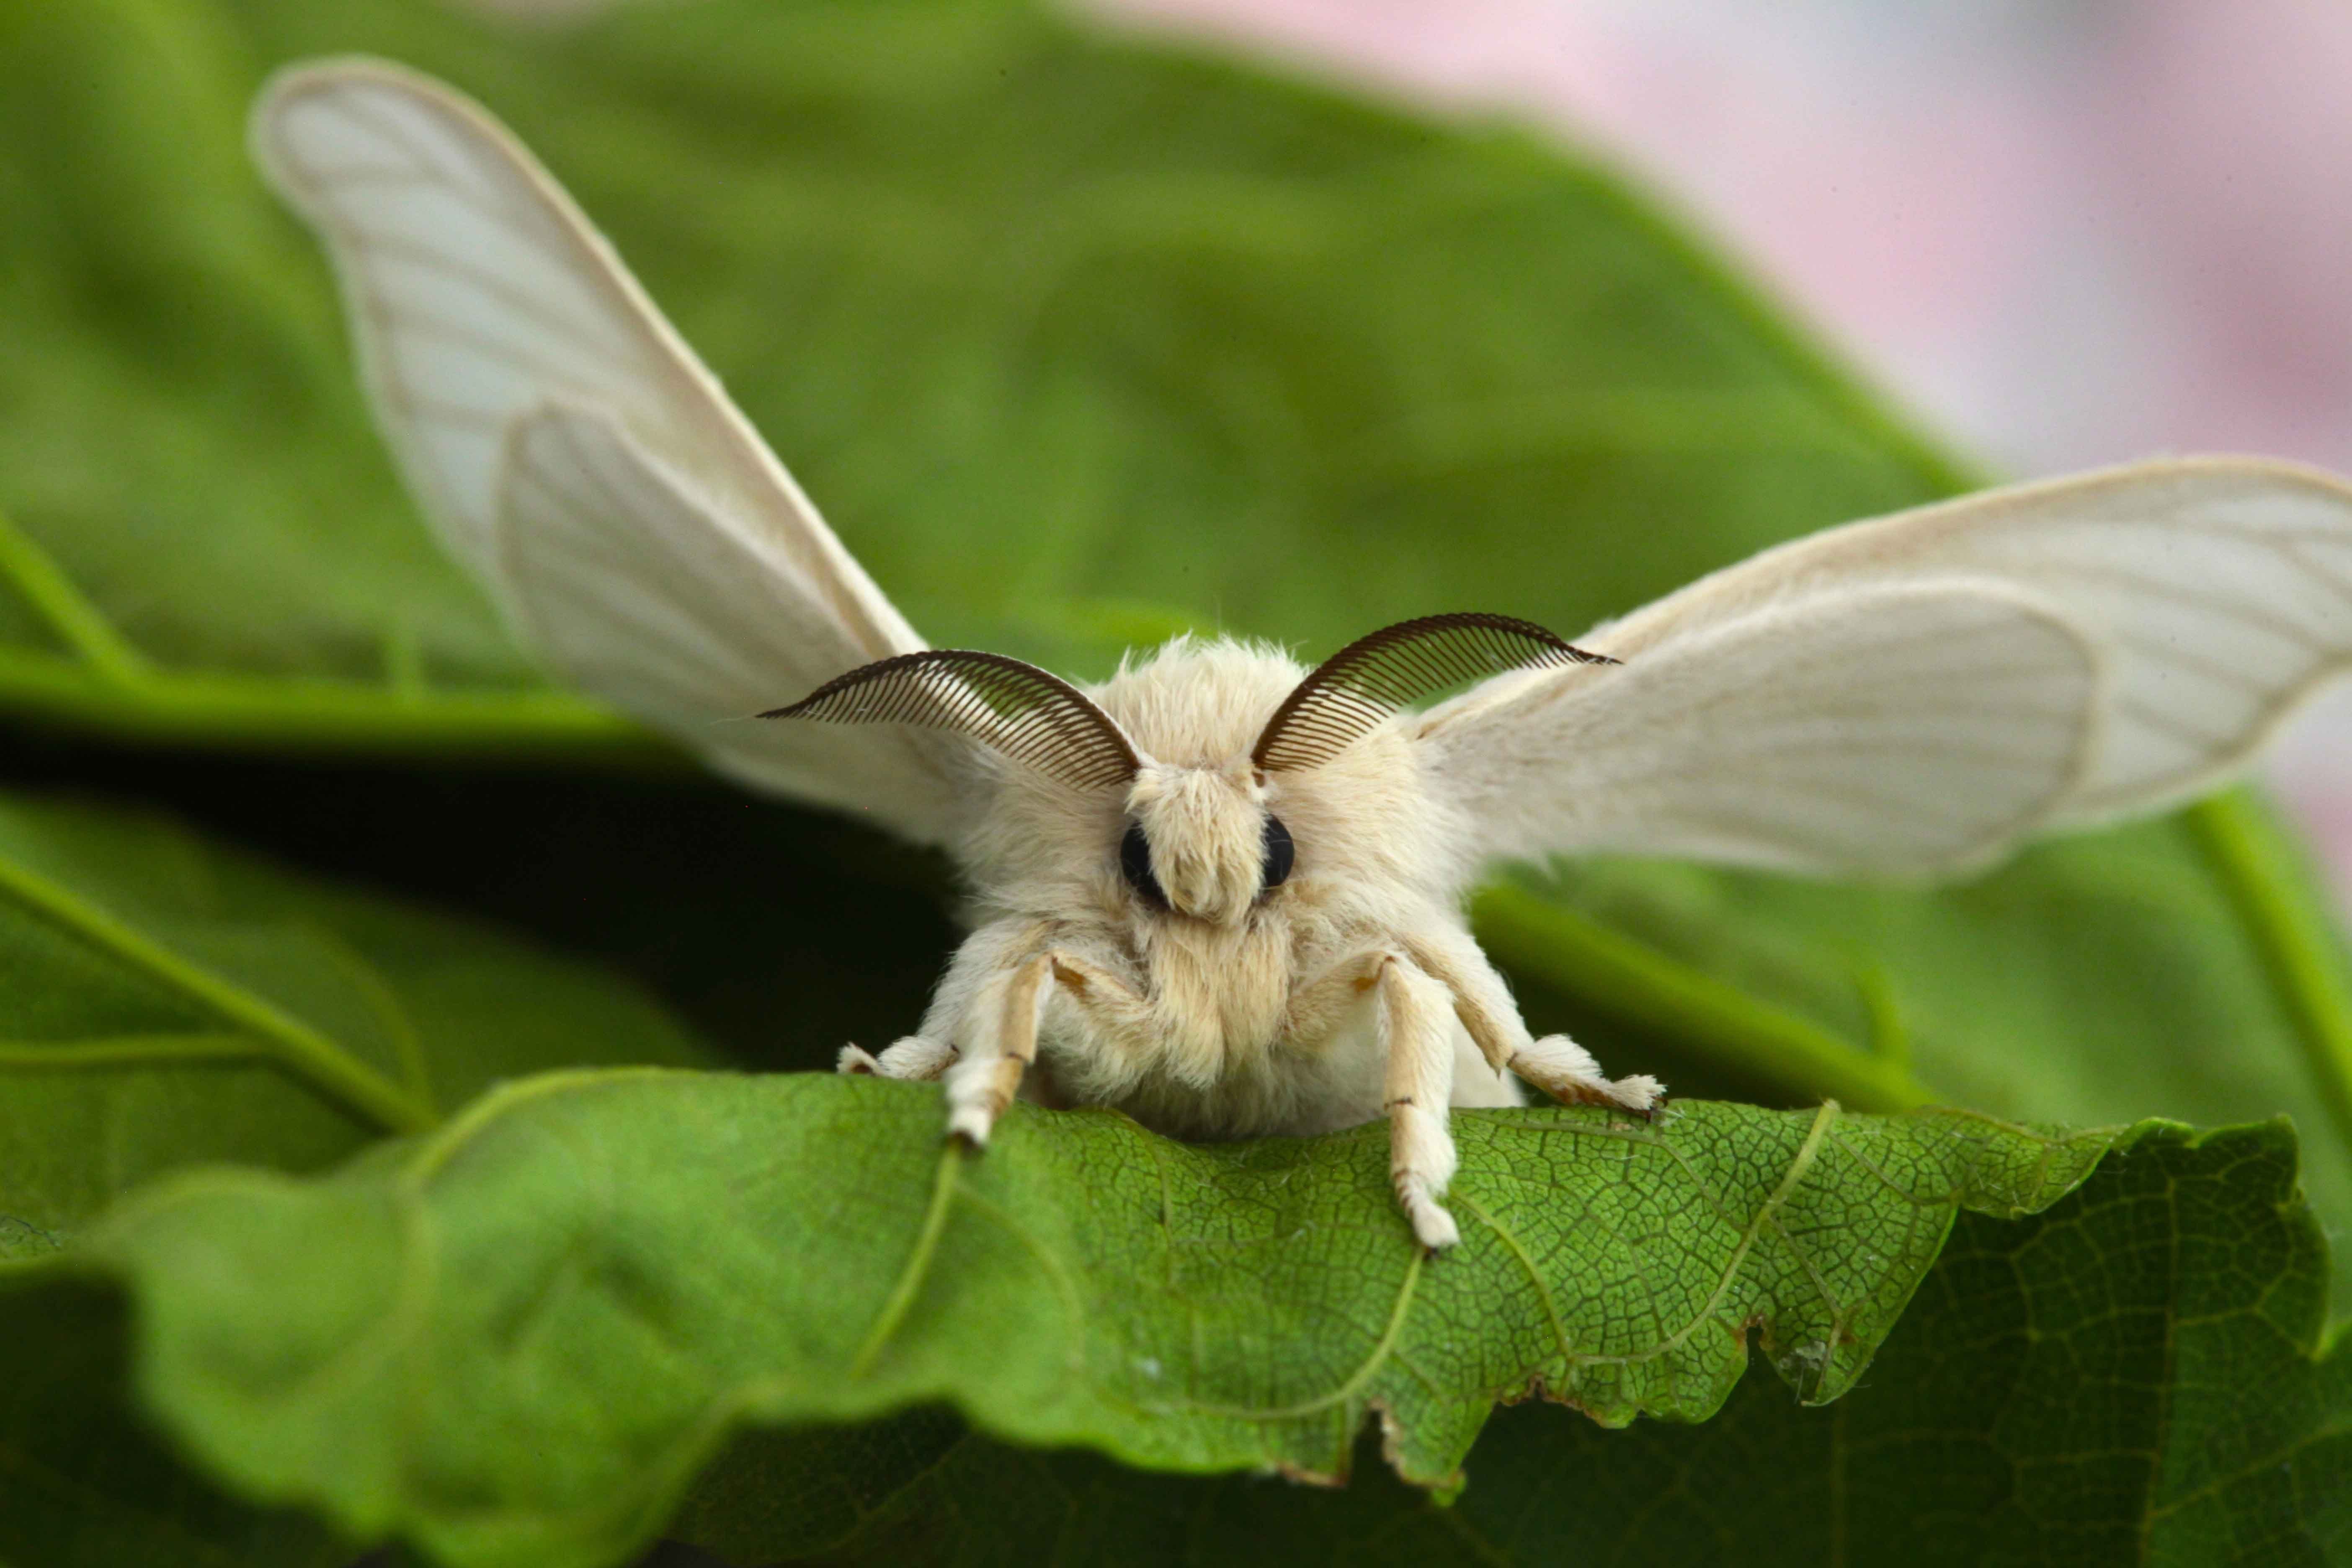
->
[1395,1173,1461,1253]
[847,1034,959,1082]
[1513,1036,1667,1118]
[1608,1075,1669,1120]
[1386,1088,1462,1251]
[942,1047,1021,1149]
[945,1101,996,1147]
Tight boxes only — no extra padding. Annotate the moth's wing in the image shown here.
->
[1419,580,2101,877]
[1417,458,2352,877]
[253,59,955,838]
[500,406,960,836]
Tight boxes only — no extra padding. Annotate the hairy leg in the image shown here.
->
[1283,950,1385,1042]
[1407,928,1664,1115]
[941,950,1150,1143]
[943,954,1048,1143]
[1377,952,1464,1252]
[838,1036,958,1079]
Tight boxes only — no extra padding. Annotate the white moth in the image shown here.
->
[255,58,2352,1250]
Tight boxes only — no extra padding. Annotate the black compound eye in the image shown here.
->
[1119,821,1167,909]
[1260,814,1295,892]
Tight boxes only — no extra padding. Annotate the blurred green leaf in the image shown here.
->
[0,783,717,1565]
[66,1073,2099,1568]
[4,0,2349,1307]
[664,1410,967,1565]
[678,1122,2351,1568]
[0,1277,353,1568]
[0,789,710,1258]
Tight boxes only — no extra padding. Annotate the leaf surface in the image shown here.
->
[13,1116,2343,1567]
[0,785,718,1564]
[682,1122,2352,1567]
[0,790,709,1259]
[67,1072,2103,1568]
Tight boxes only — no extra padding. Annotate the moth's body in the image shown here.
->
[911,641,1523,1121]
[847,638,1634,1245]
[257,58,2352,1253]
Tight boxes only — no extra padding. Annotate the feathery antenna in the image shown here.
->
[766,650,1140,792]
[1253,612,1616,772]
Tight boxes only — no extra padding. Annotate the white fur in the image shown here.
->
[875,636,1640,1247]
[263,59,2352,1252]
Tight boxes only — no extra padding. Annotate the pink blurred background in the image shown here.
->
[1087,0,2352,908]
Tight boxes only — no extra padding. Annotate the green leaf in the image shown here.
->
[0,790,710,1257]
[665,1411,967,1565]
[60,1072,2103,1568]
[5,0,2350,1305]
[0,785,720,1563]
[679,1121,2352,1567]
[1475,799,2352,1301]
[17,1113,2338,1567]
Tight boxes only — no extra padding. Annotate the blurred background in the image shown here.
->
[1081,0,2352,912]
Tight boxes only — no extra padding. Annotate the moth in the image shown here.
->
[255,58,2352,1250]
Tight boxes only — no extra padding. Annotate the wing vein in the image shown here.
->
[329,89,491,202]
[367,303,613,394]
[2041,560,2328,653]
[345,235,640,364]
[2110,629,2277,695]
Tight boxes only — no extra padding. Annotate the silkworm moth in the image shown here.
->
[254,57,2352,1250]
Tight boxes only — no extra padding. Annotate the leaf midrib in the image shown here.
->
[0,501,655,757]
[0,851,436,1135]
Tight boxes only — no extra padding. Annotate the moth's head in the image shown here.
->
[1094,639,1302,928]
[1092,619,1618,928]
[1120,760,1289,926]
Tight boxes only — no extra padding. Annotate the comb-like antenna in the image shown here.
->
[1253,612,1618,772]
[765,650,1140,792]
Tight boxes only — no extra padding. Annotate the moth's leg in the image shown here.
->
[1036,951,1155,1035]
[1376,952,1466,1252]
[1282,950,1386,1041]
[943,949,1148,1144]
[840,918,1039,1088]
[941,956,1044,1144]
[837,1036,957,1080]
[1285,948,1481,1247]
[1407,930,1664,1115]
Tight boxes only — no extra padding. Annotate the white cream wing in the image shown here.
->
[1423,580,2101,877]
[1418,458,2352,877]
[252,59,956,841]
[499,407,958,833]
